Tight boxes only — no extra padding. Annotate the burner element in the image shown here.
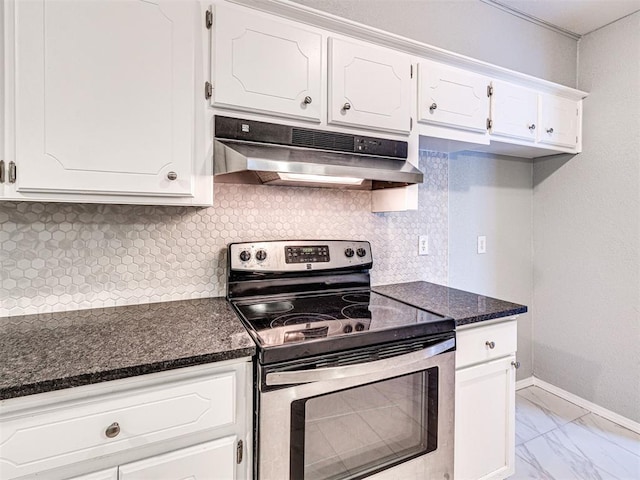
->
[270,312,339,329]
[342,293,370,304]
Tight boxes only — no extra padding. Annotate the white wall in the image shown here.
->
[291,0,577,86]
[449,153,534,378]
[533,12,640,422]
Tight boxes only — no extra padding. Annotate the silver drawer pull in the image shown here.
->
[546,127,554,134]
[167,171,178,181]
[342,102,351,111]
[485,341,496,349]
[429,102,438,112]
[528,124,536,131]
[512,361,521,369]
[303,96,313,105]
[105,422,120,438]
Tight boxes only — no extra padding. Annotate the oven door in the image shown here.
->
[257,335,455,480]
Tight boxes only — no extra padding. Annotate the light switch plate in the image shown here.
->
[477,235,487,254]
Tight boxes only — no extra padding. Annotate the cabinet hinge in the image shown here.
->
[410,64,413,79]
[236,440,243,464]
[486,118,492,130]
[205,81,213,100]
[205,9,213,29]
[0,160,5,184]
[8,161,16,184]
[410,117,413,130]
[487,85,493,97]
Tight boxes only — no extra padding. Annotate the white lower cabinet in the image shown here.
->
[455,318,518,480]
[0,359,252,480]
[118,437,237,480]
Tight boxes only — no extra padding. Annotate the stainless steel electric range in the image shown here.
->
[227,240,456,480]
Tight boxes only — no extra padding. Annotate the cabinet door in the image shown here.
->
[12,0,197,197]
[212,6,322,122]
[455,355,516,480]
[418,61,490,133]
[118,437,237,480]
[538,94,579,149]
[490,81,538,141]
[328,38,411,134]
[68,467,118,480]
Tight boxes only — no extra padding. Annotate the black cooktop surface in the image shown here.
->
[232,290,455,363]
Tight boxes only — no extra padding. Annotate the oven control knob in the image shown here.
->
[239,250,251,262]
[343,325,353,334]
[256,249,267,261]
[344,248,354,258]
[356,248,367,257]
[355,322,365,332]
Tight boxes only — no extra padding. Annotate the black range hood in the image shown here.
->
[213,116,424,190]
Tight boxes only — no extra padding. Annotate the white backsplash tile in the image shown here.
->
[0,151,448,317]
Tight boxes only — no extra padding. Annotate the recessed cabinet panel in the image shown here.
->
[418,61,490,133]
[119,438,236,480]
[328,38,411,134]
[212,6,322,122]
[13,0,197,197]
[538,94,579,149]
[68,468,119,480]
[491,81,539,141]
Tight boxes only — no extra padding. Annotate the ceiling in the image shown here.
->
[483,0,640,37]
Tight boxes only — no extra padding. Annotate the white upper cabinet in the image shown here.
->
[328,38,412,134]
[212,5,322,122]
[418,60,490,133]
[11,0,200,199]
[538,94,580,149]
[490,81,539,142]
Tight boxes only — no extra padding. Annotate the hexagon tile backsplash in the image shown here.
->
[0,151,448,317]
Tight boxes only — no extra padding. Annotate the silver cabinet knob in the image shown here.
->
[303,96,312,105]
[342,102,351,111]
[512,361,521,369]
[485,341,496,349]
[429,103,438,112]
[105,422,120,438]
[528,124,536,131]
[167,171,178,181]
[546,127,554,134]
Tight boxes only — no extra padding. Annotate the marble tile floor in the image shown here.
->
[512,386,640,479]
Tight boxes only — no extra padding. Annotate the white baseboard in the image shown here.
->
[515,376,534,390]
[519,376,640,434]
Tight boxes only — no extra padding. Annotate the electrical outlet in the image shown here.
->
[419,235,429,255]
[477,235,487,254]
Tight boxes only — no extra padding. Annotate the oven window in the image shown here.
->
[290,368,438,480]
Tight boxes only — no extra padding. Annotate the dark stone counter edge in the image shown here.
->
[454,306,528,327]
[0,346,256,401]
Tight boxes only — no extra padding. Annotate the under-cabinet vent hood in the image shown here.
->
[214,116,423,190]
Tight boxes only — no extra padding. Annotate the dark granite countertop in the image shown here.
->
[372,281,527,326]
[0,298,255,400]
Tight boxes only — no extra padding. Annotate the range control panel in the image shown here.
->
[229,240,372,272]
[285,245,330,264]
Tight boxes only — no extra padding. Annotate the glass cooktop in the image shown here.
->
[232,290,455,363]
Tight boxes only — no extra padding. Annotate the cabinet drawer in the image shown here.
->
[0,372,236,479]
[456,320,517,369]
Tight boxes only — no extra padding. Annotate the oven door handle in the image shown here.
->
[265,337,454,386]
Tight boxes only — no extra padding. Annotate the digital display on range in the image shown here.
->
[285,245,330,263]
